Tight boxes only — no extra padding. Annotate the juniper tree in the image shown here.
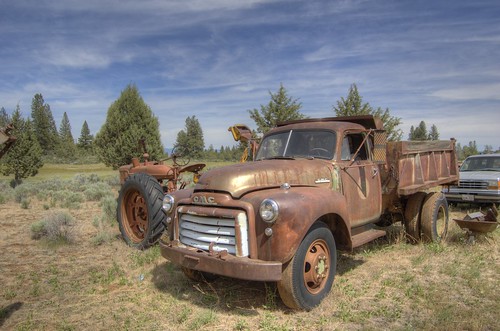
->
[1,105,43,186]
[94,84,164,168]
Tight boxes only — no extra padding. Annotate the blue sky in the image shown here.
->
[1,0,499,150]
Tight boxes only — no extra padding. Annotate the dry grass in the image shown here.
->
[0,171,498,330]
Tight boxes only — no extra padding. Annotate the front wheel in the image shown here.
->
[277,222,336,310]
[117,173,166,250]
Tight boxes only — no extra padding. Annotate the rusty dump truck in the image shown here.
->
[159,115,459,310]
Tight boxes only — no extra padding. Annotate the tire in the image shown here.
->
[117,173,165,250]
[277,222,336,310]
[404,192,427,243]
[181,267,219,282]
[421,192,449,243]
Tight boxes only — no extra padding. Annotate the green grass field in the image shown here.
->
[0,161,498,330]
[0,160,237,183]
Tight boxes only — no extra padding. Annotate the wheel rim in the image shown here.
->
[436,203,447,238]
[303,239,330,295]
[123,189,148,243]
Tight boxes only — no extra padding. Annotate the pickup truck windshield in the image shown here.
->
[256,130,336,160]
[460,156,500,171]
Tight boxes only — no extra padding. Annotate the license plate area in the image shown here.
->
[461,194,475,201]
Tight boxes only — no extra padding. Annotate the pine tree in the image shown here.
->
[409,121,428,141]
[462,141,478,158]
[0,107,10,127]
[31,93,59,154]
[57,112,77,159]
[0,105,43,186]
[428,124,440,140]
[94,84,164,169]
[334,84,402,141]
[334,84,371,116]
[483,145,494,154]
[77,121,93,150]
[249,83,305,134]
[408,126,415,140]
[175,116,205,159]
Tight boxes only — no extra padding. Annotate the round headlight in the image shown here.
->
[162,194,175,213]
[260,199,279,223]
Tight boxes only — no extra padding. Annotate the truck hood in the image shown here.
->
[195,159,334,198]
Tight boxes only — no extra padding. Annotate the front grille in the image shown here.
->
[459,180,488,190]
[177,206,249,257]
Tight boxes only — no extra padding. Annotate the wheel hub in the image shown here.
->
[124,190,148,242]
[304,239,330,294]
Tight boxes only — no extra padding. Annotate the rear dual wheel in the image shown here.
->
[404,192,427,243]
[421,192,449,243]
[404,191,449,244]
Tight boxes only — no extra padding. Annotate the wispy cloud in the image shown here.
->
[1,0,499,150]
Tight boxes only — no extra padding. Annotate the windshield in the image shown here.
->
[460,156,500,171]
[255,130,336,160]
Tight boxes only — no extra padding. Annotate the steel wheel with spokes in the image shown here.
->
[303,238,331,295]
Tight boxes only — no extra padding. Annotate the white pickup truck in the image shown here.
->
[444,154,500,204]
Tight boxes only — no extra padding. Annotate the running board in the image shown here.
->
[351,228,387,249]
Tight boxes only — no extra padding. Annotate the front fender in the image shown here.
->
[243,186,350,264]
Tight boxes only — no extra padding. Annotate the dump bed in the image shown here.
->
[386,139,459,196]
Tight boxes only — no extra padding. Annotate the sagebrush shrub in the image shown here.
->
[14,184,31,203]
[31,211,77,244]
[30,220,47,239]
[72,173,100,188]
[100,196,117,224]
[20,198,30,209]
[84,182,113,201]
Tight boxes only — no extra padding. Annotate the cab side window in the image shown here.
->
[341,133,369,161]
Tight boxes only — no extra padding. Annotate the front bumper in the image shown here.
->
[160,239,283,282]
[444,188,500,203]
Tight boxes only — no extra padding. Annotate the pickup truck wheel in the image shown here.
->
[181,267,219,282]
[277,222,336,310]
[117,173,165,250]
[421,192,449,243]
[404,192,427,243]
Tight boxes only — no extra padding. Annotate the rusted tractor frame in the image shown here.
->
[0,124,16,160]
[118,139,205,192]
[117,140,205,250]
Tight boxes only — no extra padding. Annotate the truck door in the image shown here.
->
[340,132,382,227]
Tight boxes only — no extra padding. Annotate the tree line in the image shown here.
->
[1,83,497,184]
